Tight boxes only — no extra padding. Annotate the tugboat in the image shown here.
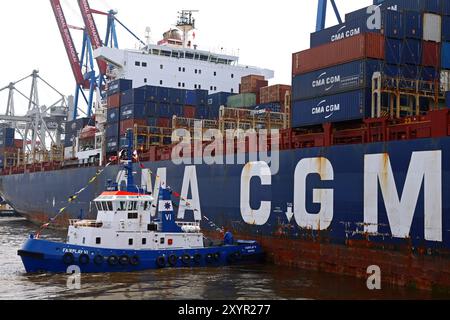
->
[18,131,264,274]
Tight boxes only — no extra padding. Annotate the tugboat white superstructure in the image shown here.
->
[18,130,264,273]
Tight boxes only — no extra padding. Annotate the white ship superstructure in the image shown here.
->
[94,11,273,94]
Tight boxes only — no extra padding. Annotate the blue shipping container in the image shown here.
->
[402,38,422,65]
[105,123,119,138]
[65,118,92,136]
[158,88,170,103]
[292,89,371,127]
[146,102,173,118]
[120,104,146,120]
[0,128,15,139]
[107,79,132,97]
[442,42,450,69]
[384,9,404,39]
[404,11,422,39]
[208,92,234,107]
[195,105,210,119]
[121,88,146,106]
[310,17,380,48]
[292,59,382,101]
[169,88,186,105]
[170,105,184,117]
[348,1,429,22]
[443,16,450,42]
[385,38,403,65]
[106,137,119,153]
[107,108,120,123]
[446,92,450,107]
[0,137,14,148]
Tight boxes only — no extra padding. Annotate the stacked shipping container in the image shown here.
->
[292,0,449,127]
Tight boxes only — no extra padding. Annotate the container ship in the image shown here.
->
[1,0,450,290]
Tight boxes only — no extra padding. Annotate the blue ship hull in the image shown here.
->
[3,137,450,288]
[18,238,264,274]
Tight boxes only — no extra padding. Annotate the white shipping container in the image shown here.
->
[423,13,442,43]
[64,146,75,160]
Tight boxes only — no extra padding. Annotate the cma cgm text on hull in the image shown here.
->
[126,142,448,247]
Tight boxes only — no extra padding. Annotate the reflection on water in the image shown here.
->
[0,218,448,300]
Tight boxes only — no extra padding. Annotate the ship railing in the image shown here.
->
[69,219,103,228]
[176,221,201,228]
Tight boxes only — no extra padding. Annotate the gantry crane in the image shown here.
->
[316,0,342,32]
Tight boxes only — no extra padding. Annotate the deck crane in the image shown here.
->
[316,0,342,32]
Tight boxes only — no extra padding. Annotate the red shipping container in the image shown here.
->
[183,106,196,119]
[292,33,385,76]
[120,119,147,135]
[157,118,171,128]
[260,85,291,104]
[240,75,268,94]
[107,93,121,109]
[422,41,441,68]
[14,139,23,149]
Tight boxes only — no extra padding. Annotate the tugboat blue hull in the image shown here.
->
[18,238,264,274]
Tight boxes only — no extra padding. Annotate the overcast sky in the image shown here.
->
[0,0,372,115]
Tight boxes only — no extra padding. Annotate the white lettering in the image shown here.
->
[364,151,442,242]
[294,158,334,230]
[178,166,202,221]
[240,162,272,226]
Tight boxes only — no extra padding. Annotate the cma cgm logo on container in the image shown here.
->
[331,26,361,42]
[312,100,340,119]
[312,72,341,91]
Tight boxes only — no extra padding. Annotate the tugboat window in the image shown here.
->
[128,202,137,211]
[128,212,138,219]
[143,202,149,210]
[107,202,113,211]
[160,238,165,245]
[142,238,147,245]
[118,202,126,211]
[96,237,101,245]
[129,239,133,246]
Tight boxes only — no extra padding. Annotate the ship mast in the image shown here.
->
[176,10,198,48]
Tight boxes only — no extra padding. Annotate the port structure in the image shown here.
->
[50,0,145,120]
[316,0,342,32]
[0,70,68,165]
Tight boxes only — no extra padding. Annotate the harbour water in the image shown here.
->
[0,217,448,300]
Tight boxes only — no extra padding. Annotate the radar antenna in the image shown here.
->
[176,10,199,48]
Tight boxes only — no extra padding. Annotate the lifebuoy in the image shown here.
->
[94,255,104,265]
[168,255,178,267]
[108,255,119,266]
[156,256,166,268]
[79,254,90,265]
[119,255,130,266]
[193,254,202,264]
[62,253,74,265]
[130,256,140,266]
[182,254,191,265]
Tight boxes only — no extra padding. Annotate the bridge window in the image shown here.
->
[118,202,126,211]
[106,202,113,211]
[143,202,149,211]
[128,202,138,211]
